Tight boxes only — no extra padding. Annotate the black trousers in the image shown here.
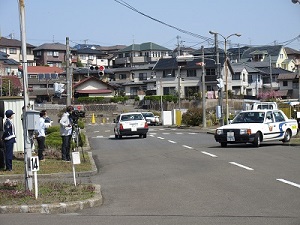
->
[61,135,72,161]
[37,136,45,160]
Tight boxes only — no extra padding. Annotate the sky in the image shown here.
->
[0,0,300,51]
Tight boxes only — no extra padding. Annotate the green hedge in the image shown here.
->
[77,96,129,104]
[144,95,178,103]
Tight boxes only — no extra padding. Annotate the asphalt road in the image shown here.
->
[1,123,300,225]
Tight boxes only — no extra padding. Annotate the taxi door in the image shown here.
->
[263,111,278,140]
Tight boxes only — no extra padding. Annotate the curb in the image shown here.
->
[0,184,102,214]
[0,152,102,214]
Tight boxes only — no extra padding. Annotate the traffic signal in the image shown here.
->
[89,65,105,76]
[99,65,105,76]
[216,78,224,89]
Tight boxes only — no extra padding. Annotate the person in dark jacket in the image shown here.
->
[2,110,16,171]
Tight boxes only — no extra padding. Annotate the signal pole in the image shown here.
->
[66,37,72,106]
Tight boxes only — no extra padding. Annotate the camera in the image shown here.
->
[70,110,85,124]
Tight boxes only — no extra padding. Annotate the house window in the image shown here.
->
[232,74,240,80]
[88,55,94,60]
[9,48,17,54]
[53,51,59,57]
[163,70,175,78]
[0,48,7,53]
[283,81,288,86]
[36,51,41,56]
[206,68,216,75]
[139,73,147,81]
[130,87,139,96]
[79,55,85,60]
[119,74,127,79]
[187,69,196,77]
[47,51,52,56]
[163,87,176,95]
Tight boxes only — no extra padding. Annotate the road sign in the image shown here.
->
[30,156,39,172]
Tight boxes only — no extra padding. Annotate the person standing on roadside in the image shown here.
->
[60,106,73,162]
[2,110,16,171]
[37,110,47,161]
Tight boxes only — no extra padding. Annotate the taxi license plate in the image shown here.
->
[131,123,137,131]
[227,131,235,141]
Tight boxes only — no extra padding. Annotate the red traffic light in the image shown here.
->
[99,65,105,71]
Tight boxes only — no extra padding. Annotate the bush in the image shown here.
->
[182,108,203,126]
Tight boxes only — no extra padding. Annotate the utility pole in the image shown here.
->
[66,37,72,106]
[19,0,32,191]
[201,46,206,128]
[177,65,181,109]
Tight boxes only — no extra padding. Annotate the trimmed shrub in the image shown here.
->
[182,108,203,126]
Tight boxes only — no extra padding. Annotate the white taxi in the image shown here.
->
[214,109,298,147]
[114,112,149,139]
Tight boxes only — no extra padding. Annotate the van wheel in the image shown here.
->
[282,130,291,143]
[143,133,147,138]
[253,132,261,147]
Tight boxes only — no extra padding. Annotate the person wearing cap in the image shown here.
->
[2,110,16,171]
[60,106,73,162]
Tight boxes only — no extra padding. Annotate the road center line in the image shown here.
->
[157,137,165,140]
[168,140,176,143]
[201,151,217,157]
[229,162,254,171]
[182,145,193,149]
[277,179,300,189]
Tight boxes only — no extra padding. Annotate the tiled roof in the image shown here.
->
[277,73,297,80]
[73,76,114,89]
[241,45,283,59]
[19,66,64,74]
[33,43,68,51]
[285,47,300,55]
[0,37,35,48]
[119,42,171,52]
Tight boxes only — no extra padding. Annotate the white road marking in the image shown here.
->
[149,133,157,135]
[162,133,170,135]
[201,151,217,158]
[93,131,100,133]
[182,145,193,149]
[91,136,104,138]
[157,137,165,140]
[149,134,155,137]
[168,140,176,143]
[188,133,197,135]
[176,133,183,135]
[229,162,254,171]
[159,129,165,131]
[277,179,300,189]
[105,130,111,133]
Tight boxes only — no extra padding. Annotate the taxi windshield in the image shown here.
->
[232,112,265,123]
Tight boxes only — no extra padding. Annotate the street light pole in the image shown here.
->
[177,65,181,109]
[209,31,241,124]
[201,46,206,128]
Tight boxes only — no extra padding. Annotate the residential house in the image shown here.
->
[153,56,228,99]
[73,47,107,68]
[0,51,19,76]
[19,66,65,102]
[115,42,172,67]
[240,45,295,72]
[33,42,70,68]
[73,76,116,98]
[109,64,157,98]
[0,36,35,66]
[277,72,299,99]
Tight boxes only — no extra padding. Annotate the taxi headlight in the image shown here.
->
[216,129,223,135]
[240,129,251,135]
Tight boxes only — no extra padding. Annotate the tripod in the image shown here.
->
[72,124,85,162]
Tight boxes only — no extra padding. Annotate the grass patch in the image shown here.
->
[0,151,92,175]
[0,180,95,205]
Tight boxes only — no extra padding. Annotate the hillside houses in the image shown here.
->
[0,35,299,102]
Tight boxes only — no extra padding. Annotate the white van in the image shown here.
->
[251,102,278,110]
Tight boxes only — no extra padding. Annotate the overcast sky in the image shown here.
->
[0,0,299,50]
